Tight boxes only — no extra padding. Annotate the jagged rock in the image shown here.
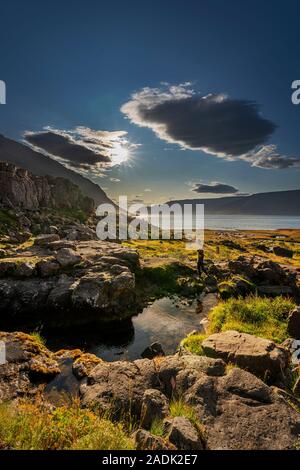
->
[34,234,60,246]
[55,248,81,268]
[273,246,294,258]
[133,429,175,450]
[0,162,94,213]
[288,307,300,339]
[202,330,289,380]
[142,342,165,359]
[165,417,204,450]
[140,389,169,429]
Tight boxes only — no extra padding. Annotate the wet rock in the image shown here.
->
[55,248,81,268]
[202,330,289,380]
[288,307,300,339]
[142,342,165,359]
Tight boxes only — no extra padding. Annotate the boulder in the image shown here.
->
[288,307,300,339]
[133,429,174,450]
[142,342,165,359]
[273,246,294,258]
[140,389,169,429]
[34,234,60,246]
[13,262,35,278]
[37,259,61,277]
[202,330,289,380]
[0,331,60,403]
[164,417,204,450]
[55,248,82,268]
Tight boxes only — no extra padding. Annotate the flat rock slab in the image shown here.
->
[202,330,289,380]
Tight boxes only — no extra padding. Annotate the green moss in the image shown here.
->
[137,262,203,298]
[208,295,295,343]
[180,333,207,355]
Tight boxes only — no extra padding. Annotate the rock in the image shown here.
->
[133,429,174,450]
[257,285,294,296]
[165,417,204,450]
[0,331,60,403]
[140,389,169,429]
[202,330,289,380]
[55,248,82,268]
[49,225,59,234]
[0,261,16,277]
[37,259,61,277]
[79,351,300,449]
[34,234,60,246]
[0,162,94,213]
[273,246,294,258]
[228,257,256,278]
[72,353,102,379]
[220,239,246,252]
[288,307,300,339]
[142,342,165,359]
[80,359,160,416]
[13,262,35,278]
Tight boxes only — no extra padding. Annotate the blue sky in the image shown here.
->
[1,0,300,203]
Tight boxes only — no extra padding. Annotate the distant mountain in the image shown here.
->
[166,190,300,215]
[0,134,113,206]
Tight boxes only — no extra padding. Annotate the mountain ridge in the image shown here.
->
[166,189,300,215]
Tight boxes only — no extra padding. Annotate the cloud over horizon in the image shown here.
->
[121,83,300,169]
[191,182,239,194]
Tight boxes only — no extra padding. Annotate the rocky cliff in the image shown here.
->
[0,161,94,212]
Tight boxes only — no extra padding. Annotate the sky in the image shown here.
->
[0,0,300,204]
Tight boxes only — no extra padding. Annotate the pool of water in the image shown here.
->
[42,294,217,361]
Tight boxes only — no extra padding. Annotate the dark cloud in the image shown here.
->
[191,182,239,194]
[25,131,110,168]
[121,84,300,169]
[121,84,276,158]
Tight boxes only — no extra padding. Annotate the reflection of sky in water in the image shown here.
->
[90,295,215,361]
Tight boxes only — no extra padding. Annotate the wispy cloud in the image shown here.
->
[24,126,136,177]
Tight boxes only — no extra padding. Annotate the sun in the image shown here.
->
[111,142,129,165]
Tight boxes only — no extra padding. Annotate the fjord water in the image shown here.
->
[204,215,300,230]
